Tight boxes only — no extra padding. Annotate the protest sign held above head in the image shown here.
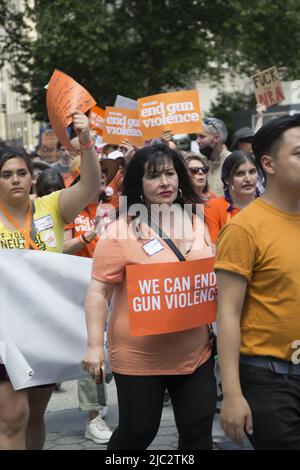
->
[89,106,105,136]
[114,95,138,110]
[138,90,202,140]
[46,69,96,151]
[103,107,144,147]
[251,66,285,108]
[126,257,217,336]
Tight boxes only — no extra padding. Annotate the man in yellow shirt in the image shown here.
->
[215,113,300,450]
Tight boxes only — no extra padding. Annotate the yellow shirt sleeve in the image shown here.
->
[215,223,256,282]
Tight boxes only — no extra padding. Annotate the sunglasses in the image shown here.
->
[189,166,209,175]
[203,118,219,134]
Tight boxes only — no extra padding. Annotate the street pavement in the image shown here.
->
[44,379,253,451]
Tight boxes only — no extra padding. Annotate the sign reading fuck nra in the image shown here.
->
[138,89,203,139]
[126,257,217,336]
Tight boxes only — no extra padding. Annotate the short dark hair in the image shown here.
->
[0,146,33,174]
[36,169,65,197]
[252,114,300,172]
[122,144,201,208]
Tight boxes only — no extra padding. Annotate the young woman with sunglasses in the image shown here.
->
[205,150,259,243]
[186,154,216,201]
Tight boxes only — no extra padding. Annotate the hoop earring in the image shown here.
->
[177,188,182,199]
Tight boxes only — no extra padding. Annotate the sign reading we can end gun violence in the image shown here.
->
[89,106,105,136]
[138,90,203,140]
[103,107,144,146]
[126,257,217,337]
[251,66,285,108]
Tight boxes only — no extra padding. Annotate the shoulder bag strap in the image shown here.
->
[147,218,186,262]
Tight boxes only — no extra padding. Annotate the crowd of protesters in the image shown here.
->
[1,96,300,452]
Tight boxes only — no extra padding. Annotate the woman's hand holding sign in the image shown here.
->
[70,110,93,146]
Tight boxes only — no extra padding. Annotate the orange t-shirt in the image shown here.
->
[106,170,123,209]
[92,215,214,375]
[65,204,99,258]
[215,198,300,361]
[205,196,240,243]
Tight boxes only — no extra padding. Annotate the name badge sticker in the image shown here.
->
[142,238,164,256]
[34,215,54,232]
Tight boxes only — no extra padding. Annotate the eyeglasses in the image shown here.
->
[189,166,209,175]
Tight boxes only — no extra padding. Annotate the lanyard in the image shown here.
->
[0,202,40,250]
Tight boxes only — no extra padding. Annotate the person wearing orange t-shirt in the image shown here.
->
[205,151,259,243]
[82,144,217,450]
[63,157,118,446]
[185,154,216,202]
[216,114,300,450]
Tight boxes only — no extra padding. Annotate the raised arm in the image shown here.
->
[254,103,267,133]
[58,111,101,223]
[217,269,253,446]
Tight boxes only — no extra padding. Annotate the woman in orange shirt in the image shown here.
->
[205,151,259,243]
[82,144,216,450]
[185,154,216,201]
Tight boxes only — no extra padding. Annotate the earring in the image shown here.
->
[140,194,144,202]
[177,188,182,199]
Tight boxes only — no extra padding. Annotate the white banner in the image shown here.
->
[0,250,91,390]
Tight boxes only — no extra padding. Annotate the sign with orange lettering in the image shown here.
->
[46,69,96,150]
[126,257,216,336]
[103,107,144,146]
[138,90,202,140]
[89,106,105,136]
[251,66,285,107]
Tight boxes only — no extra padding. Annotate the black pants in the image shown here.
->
[107,357,216,450]
[240,363,300,450]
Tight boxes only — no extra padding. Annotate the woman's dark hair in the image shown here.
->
[221,150,258,212]
[36,169,65,197]
[122,144,201,209]
[0,146,33,174]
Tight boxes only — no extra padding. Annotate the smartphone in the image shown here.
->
[96,366,105,385]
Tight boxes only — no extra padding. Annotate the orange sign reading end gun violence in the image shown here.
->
[138,90,203,140]
[46,69,96,150]
[103,107,144,146]
[126,257,217,336]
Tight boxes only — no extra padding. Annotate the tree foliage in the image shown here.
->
[1,0,300,121]
[208,91,256,145]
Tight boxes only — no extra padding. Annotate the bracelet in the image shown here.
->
[79,138,95,149]
[79,235,87,246]
[81,233,91,244]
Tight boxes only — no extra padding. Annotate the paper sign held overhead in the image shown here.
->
[103,107,144,147]
[114,95,138,110]
[46,69,96,150]
[138,90,203,140]
[126,257,217,337]
[251,66,285,108]
[89,106,105,136]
